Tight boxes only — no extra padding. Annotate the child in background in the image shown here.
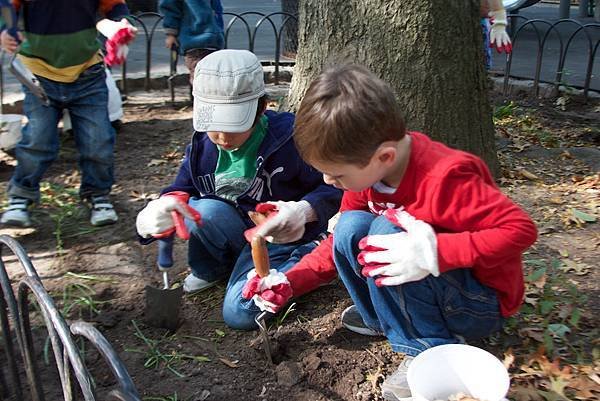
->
[159,0,224,81]
[136,49,342,330]
[246,64,537,401]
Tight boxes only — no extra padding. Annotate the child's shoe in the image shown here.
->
[341,305,384,336]
[381,356,414,401]
[1,197,32,227]
[183,273,219,293]
[89,195,118,226]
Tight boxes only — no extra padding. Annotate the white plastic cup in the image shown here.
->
[0,114,23,151]
[407,344,509,401]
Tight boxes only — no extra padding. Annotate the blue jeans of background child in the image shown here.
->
[334,211,504,356]
[186,198,318,330]
[8,63,115,202]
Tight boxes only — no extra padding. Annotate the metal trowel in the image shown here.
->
[250,235,274,364]
[144,236,183,331]
[0,1,50,106]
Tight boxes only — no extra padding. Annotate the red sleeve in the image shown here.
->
[285,235,336,297]
[285,190,369,297]
[431,163,537,271]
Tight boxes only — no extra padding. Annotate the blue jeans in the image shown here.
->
[8,63,115,202]
[334,211,503,356]
[186,198,318,330]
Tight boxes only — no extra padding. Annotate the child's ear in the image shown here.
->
[375,145,397,165]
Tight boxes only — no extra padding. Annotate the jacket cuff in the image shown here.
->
[164,28,179,36]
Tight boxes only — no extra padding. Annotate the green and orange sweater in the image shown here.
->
[4,0,130,82]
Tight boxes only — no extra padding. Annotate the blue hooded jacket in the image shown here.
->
[159,0,224,54]
[162,111,342,243]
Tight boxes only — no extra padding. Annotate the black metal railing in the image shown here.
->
[0,235,142,401]
[504,15,600,99]
[0,12,598,103]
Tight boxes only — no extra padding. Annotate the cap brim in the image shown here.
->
[193,97,258,133]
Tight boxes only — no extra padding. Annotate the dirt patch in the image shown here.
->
[0,88,598,401]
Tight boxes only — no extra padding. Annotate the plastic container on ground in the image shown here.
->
[0,114,23,151]
[407,344,510,401]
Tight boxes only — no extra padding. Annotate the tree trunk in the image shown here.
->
[286,0,498,175]
[281,0,299,58]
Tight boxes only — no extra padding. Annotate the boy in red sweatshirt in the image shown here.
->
[243,64,537,401]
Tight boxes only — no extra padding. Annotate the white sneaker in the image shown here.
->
[382,356,414,401]
[1,197,32,227]
[89,195,118,226]
[183,273,219,293]
[341,305,384,336]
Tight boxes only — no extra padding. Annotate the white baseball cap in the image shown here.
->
[192,49,266,133]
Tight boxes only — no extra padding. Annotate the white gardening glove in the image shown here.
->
[488,9,512,54]
[135,192,201,240]
[96,18,138,66]
[357,208,439,287]
[241,269,292,313]
[254,200,318,244]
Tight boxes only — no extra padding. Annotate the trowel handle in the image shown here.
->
[250,235,270,278]
[157,236,174,271]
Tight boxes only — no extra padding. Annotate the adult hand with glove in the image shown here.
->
[357,208,439,286]
[488,8,512,54]
[242,269,292,313]
[252,200,317,244]
[136,191,201,240]
[96,18,138,66]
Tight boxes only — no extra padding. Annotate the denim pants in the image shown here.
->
[334,211,503,356]
[8,63,115,202]
[186,198,318,330]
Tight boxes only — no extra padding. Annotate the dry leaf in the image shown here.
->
[560,260,590,276]
[518,168,541,181]
[503,349,516,369]
[218,357,239,368]
[147,159,167,167]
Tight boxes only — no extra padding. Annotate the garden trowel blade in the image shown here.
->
[144,283,183,331]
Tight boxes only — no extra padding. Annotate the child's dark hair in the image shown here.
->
[252,95,268,127]
[294,64,406,166]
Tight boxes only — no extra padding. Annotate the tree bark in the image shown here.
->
[286,0,498,175]
[281,0,299,58]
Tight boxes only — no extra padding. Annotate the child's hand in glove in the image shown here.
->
[136,191,201,240]
[489,9,512,54]
[357,209,438,286]
[254,200,317,244]
[242,269,292,313]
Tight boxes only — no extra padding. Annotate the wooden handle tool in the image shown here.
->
[250,235,270,278]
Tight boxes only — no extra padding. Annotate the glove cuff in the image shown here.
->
[297,200,318,223]
[489,9,508,26]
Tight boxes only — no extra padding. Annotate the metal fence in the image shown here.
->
[504,14,600,99]
[0,235,141,401]
[0,11,598,103]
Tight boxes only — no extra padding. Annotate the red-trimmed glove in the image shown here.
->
[242,269,292,313]
[135,191,201,240]
[357,208,439,287]
[489,9,512,54]
[254,200,317,244]
[96,18,137,66]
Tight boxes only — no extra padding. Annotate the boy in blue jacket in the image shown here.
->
[159,0,224,79]
[136,49,342,330]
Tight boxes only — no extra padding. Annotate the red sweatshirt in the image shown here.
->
[287,132,537,317]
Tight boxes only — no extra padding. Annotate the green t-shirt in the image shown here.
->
[214,116,268,201]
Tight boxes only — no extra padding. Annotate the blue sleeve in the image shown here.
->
[159,0,182,33]
[105,2,130,20]
[160,145,199,196]
[211,0,224,31]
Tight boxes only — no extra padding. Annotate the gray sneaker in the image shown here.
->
[1,197,32,227]
[382,356,414,401]
[183,273,219,293]
[341,305,384,336]
[89,195,118,226]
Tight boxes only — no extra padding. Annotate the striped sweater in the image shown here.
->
[8,0,130,82]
